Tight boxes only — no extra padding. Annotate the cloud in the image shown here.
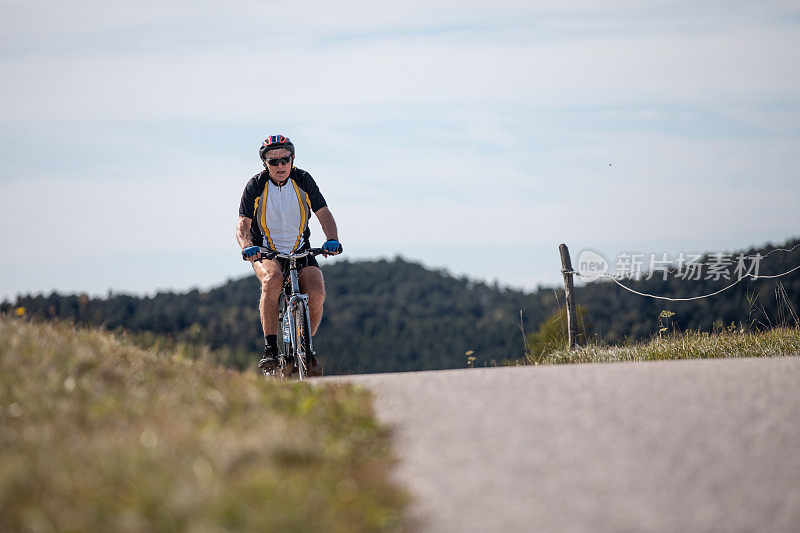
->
[3,1,800,123]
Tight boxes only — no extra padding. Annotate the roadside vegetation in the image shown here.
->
[0,316,410,532]
[526,326,800,365]
[513,298,800,366]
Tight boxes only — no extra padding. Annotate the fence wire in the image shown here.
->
[563,242,800,302]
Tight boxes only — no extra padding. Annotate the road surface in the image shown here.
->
[325,356,800,532]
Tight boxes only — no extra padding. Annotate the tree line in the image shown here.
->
[4,237,799,374]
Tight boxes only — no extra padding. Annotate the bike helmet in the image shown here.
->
[259,135,295,165]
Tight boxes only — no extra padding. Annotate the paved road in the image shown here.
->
[325,357,800,532]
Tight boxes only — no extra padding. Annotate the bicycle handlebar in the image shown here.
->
[242,247,328,262]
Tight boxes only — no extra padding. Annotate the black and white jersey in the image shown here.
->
[238,168,327,253]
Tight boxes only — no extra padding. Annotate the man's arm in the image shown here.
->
[236,216,260,262]
[236,216,254,249]
[315,206,338,242]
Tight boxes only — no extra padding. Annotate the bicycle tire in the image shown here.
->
[294,302,311,380]
[277,297,293,380]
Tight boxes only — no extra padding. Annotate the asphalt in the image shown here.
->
[323,357,800,532]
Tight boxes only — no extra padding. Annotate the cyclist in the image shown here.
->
[236,135,342,374]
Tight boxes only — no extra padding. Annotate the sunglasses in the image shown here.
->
[266,155,292,166]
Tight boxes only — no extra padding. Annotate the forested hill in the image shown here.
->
[575,237,800,342]
[314,259,556,372]
[4,258,558,374]
[4,237,800,374]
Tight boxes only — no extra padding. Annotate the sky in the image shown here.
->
[1,0,799,300]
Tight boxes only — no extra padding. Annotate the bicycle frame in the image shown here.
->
[282,255,312,378]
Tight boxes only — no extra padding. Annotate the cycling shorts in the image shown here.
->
[275,253,320,279]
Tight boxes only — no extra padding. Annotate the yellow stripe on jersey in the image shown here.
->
[259,186,275,250]
[290,180,308,252]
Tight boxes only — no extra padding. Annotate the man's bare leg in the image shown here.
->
[252,259,283,340]
[299,266,325,336]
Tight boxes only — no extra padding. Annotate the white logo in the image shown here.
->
[576,249,609,280]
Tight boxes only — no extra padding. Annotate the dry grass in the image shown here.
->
[527,327,800,365]
[0,317,410,532]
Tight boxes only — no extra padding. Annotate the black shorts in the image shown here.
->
[275,253,319,279]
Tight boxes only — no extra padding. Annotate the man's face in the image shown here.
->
[265,148,292,182]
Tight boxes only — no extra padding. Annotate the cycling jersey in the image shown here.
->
[238,168,327,253]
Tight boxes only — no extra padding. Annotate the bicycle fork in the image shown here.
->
[286,294,311,358]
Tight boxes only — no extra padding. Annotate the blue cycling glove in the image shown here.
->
[322,239,343,255]
[242,246,261,260]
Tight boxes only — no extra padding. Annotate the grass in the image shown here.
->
[0,316,410,532]
[524,327,800,365]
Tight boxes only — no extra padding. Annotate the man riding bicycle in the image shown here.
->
[236,135,342,374]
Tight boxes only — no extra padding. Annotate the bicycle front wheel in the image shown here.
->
[294,302,311,380]
[277,297,293,380]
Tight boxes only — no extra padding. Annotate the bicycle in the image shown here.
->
[247,246,328,380]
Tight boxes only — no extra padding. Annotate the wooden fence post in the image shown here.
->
[559,243,579,350]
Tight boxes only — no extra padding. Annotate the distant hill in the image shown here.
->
[312,258,554,372]
[573,237,800,342]
[4,257,557,374]
[4,237,799,374]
